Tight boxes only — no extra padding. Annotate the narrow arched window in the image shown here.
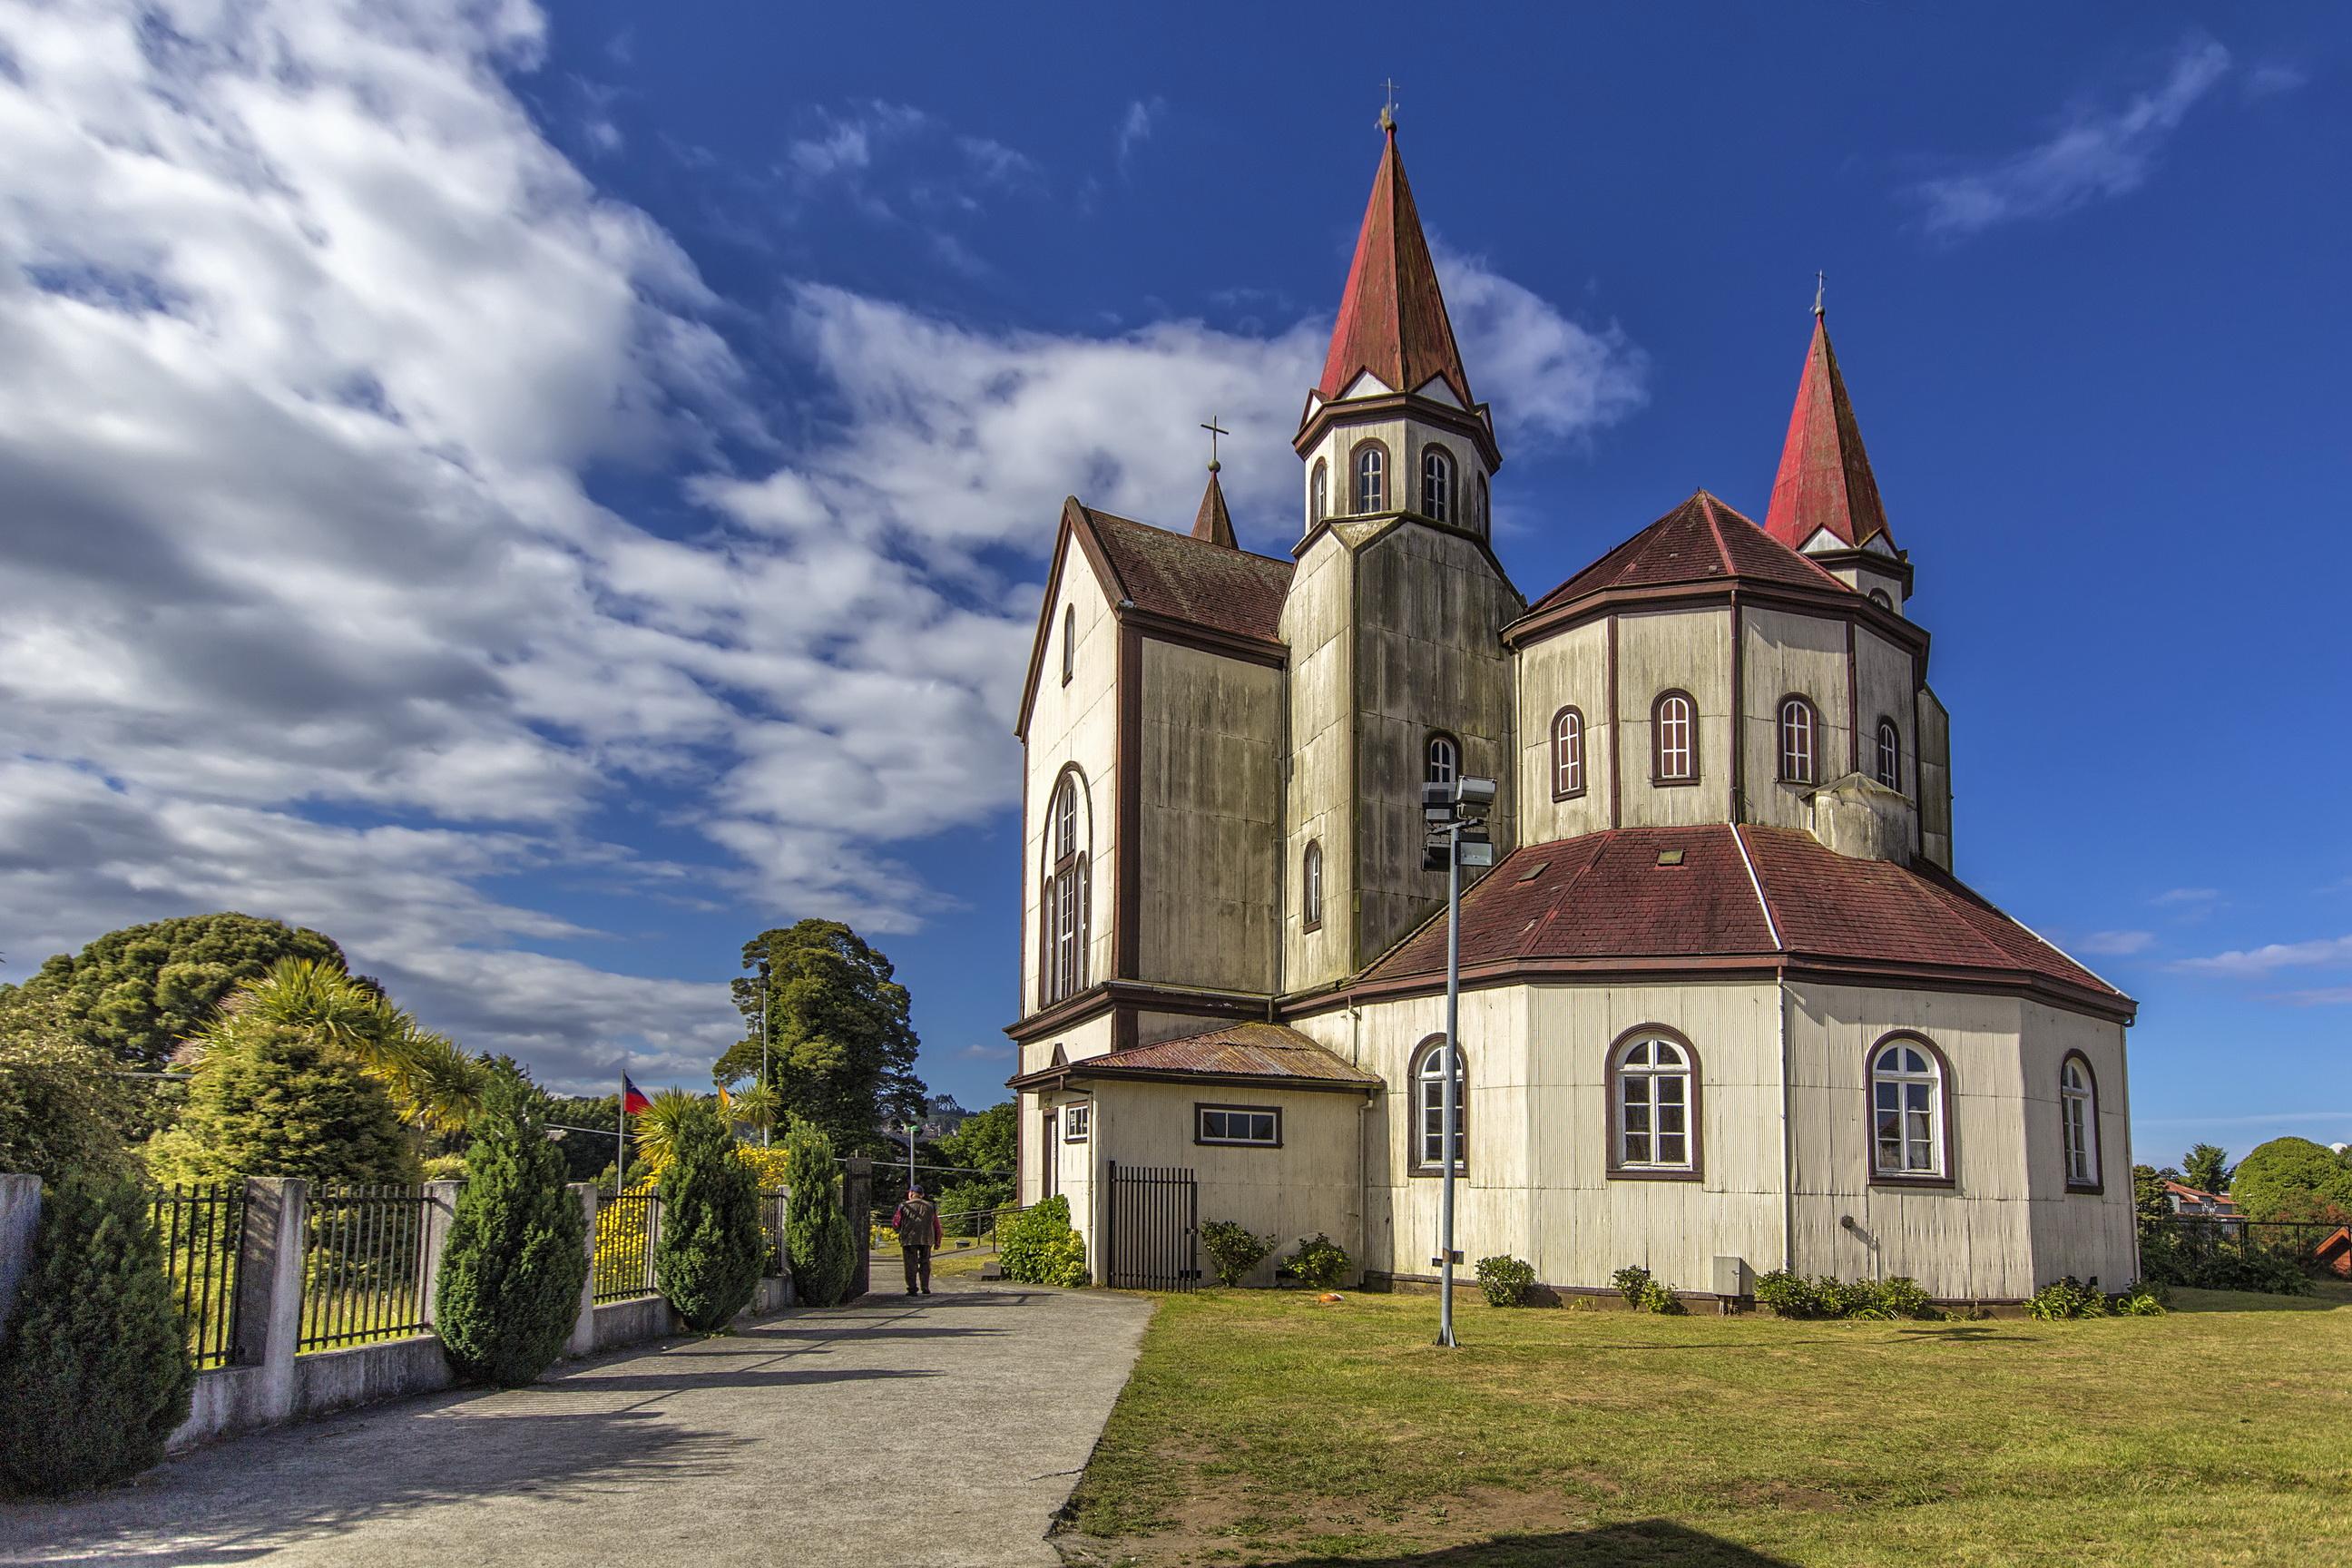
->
[1309,459,1328,524]
[1426,733,1458,789]
[1301,840,1324,931]
[1869,588,1893,610]
[1870,1037,1946,1179]
[1612,1033,1697,1173]
[1411,1036,1465,1172]
[1422,446,1454,524]
[1778,696,1818,785]
[1551,707,1585,799]
[1475,473,1490,534]
[1352,442,1386,514]
[1875,718,1901,789]
[2061,1054,2101,1191]
[1060,605,1075,686]
[1651,691,1696,783]
[1042,773,1091,1005]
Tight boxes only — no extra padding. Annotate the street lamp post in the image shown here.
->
[1423,774,1496,1348]
[757,956,773,1148]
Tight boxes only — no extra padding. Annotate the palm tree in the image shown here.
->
[207,959,484,1132]
[630,1088,705,1175]
[727,1083,781,1144]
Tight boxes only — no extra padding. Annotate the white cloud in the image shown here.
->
[2175,936,2352,977]
[1116,98,1161,174]
[1434,244,1649,447]
[2268,988,2352,1007]
[1908,36,2233,238]
[2155,887,2221,906]
[2078,930,2156,957]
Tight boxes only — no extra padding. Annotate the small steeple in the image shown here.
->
[1191,415,1237,547]
[1314,112,1473,409]
[1764,302,1894,554]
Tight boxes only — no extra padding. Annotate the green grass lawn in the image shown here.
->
[1058,1281,2352,1567]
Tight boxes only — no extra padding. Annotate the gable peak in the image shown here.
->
[1315,122,1473,413]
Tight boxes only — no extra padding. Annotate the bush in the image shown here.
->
[1475,1254,1537,1308]
[780,1125,858,1307]
[654,1101,764,1331]
[1201,1220,1277,1288]
[1877,1277,1933,1318]
[2229,1137,2352,1225]
[1610,1266,1685,1315]
[2025,1276,2112,1321]
[1287,1233,1352,1290]
[2139,1222,2316,1296]
[2115,1283,2168,1316]
[0,1003,139,1182]
[143,1018,417,1188]
[1753,1269,1830,1318]
[433,1070,587,1386]
[0,1174,194,1494]
[1752,1270,1936,1320]
[999,1195,1089,1288]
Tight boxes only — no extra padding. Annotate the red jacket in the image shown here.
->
[891,1198,943,1247]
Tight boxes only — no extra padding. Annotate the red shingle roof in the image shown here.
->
[1765,315,1894,553]
[1083,505,1292,646]
[1051,1022,1379,1088]
[1527,490,1853,616]
[1315,124,1473,408]
[1357,824,2131,1016]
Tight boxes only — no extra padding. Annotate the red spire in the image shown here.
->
[1191,466,1236,549]
[1765,313,1893,553]
[1315,123,1473,408]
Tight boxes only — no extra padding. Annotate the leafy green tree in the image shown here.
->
[0,1001,139,1182]
[433,1068,588,1386]
[0,1174,194,1494]
[0,912,340,1070]
[718,921,926,1149]
[229,958,485,1133]
[781,1123,858,1308]
[546,1093,621,1183]
[2229,1138,2352,1225]
[2132,1164,2181,1229]
[936,1102,1016,1235]
[143,1019,417,1187]
[655,1100,764,1330]
[628,1088,709,1175]
[2181,1143,2234,1194]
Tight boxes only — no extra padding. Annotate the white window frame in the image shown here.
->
[1195,1104,1279,1147]
[1302,840,1324,929]
[1309,459,1328,524]
[1553,708,1584,798]
[1426,734,1458,789]
[1779,697,1817,785]
[1654,693,1694,781]
[1354,445,1385,513]
[1612,1036,1693,1172]
[1422,446,1453,524]
[1063,1102,1092,1142]
[1876,719,1901,789]
[2061,1056,2100,1189]
[1412,1040,1465,1172]
[1870,1042,1944,1178]
[1061,605,1075,686]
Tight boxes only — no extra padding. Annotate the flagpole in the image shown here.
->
[615,1062,627,1192]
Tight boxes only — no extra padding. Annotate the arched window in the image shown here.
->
[1611,1031,1697,1174]
[1425,732,1459,789]
[1422,446,1454,524]
[1869,588,1893,610]
[1060,605,1075,686]
[1040,772,1091,1006]
[1309,459,1328,524]
[1651,691,1696,784]
[1875,719,1901,789]
[1551,706,1586,799]
[2061,1054,2101,1191]
[1301,840,1325,932]
[1870,1035,1947,1180]
[1475,473,1490,534]
[1411,1036,1465,1173]
[1778,696,1818,785]
[1352,441,1386,514]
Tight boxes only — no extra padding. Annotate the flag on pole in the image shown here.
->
[621,1074,652,1116]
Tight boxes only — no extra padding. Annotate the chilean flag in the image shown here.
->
[621,1074,652,1116]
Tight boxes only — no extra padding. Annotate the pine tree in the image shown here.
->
[0,1174,194,1494]
[654,1100,763,1331]
[782,1123,857,1308]
[432,1068,588,1386]
[143,1018,416,1187]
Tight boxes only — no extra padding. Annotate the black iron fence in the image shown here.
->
[2143,1215,2349,1292]
[593,1190,660,1302]
[299,1185,434,1352]
[1106,1163,1199,1291]
[152,1183,245,1370]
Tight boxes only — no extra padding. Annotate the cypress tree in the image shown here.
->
[143,1018,416,1187]
[0,1174,194,1495]
[432,1068,587,1386]
[654,1100,762,1331]
[782,1123,857,1308]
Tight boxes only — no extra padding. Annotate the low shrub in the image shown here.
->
[1610,1265,1654,1308]
[1200,1219,1277,1288]
[1475,1253,1537,1308]
[1610,1264,1683,1314]
[1752,1269,1830,1318]
[2139,1224,2315,1296]
[1752,1270,1937,1320]
[999,1195,1089,1288]
[2115,1283,2168,1317]
[2025,1276,2111,1321]
[1287,1233,1351,1290]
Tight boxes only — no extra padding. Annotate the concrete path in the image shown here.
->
[1,1279,1153,1568]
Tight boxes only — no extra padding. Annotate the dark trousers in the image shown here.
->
[901,1244,932,1293]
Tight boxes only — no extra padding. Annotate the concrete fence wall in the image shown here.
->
[0,1158,876,1453]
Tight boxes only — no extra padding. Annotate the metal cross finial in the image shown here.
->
[1200,415,1229,472]
[1813,270,1826,318]
[1379,78,1399,132]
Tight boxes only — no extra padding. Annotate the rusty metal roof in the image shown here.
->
[1053,1022,1378,1088]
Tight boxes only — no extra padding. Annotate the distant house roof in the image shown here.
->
[2162,1181,2240,1214]
[1351,824,2132,1021]
[1522,490,1855,621]
[1013,1021,1379,1094]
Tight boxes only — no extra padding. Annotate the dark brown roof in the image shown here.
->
[1528,491,1854,615]
[1315,123,1473,409]
[1766,315,1894,553]
[1034,1022,1379,1088]
[1357,824,2131,1016]
[1191,469,1236,548]
[1083,505,1292,645]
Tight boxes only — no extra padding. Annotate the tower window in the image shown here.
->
[1475,473,1490,534]
[1426,732,1459,789]
[1869,588,1893,610]
[1611,1031,1699,1176]
[1876,718,1901,789]
[1778,696,1818,786]
[1060,605,1075,686]
[2061,1054,2101,1191]
[1040,771,1091,1007]
[1309,459,1328,524]
[1422,446,1454,524]
[1352,441,1387,514]
[1651,691,1697,784]
[1551,706,1585,800]
[1301,839,1324,932]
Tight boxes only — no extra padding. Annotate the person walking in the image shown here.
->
[891,1185,943,1297]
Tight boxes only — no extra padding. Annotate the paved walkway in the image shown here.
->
[1,1279,1153,1568]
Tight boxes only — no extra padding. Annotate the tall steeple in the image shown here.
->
[1764,308,1894,554]
[1315,120,1475,409]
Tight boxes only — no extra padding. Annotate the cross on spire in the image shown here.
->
[1379,78,1399,132]
[1200,415,1229,473]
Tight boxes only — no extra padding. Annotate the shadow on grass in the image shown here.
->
[2168,1283,2352,1313]
[1259,1519,1795,1566]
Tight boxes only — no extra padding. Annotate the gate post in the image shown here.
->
[1102,1161,1117,1289]
[843,1158,872,1301]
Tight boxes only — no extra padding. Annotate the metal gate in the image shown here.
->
[1106,1162,1200,1291]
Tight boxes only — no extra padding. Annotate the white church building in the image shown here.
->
[1006,118,2138,1304]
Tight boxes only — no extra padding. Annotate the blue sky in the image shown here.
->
[0,2,2344,1164]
